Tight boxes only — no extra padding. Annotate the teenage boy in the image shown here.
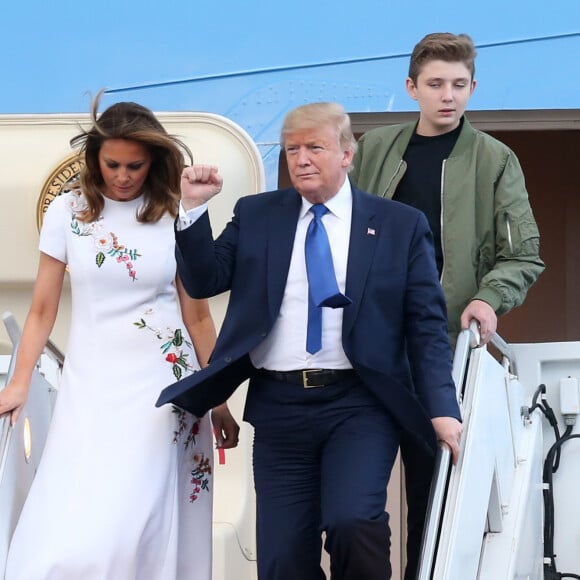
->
[350,32,544,579]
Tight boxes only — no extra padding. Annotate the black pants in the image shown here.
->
[400,431,436,580]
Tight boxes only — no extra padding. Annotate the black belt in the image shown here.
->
[256,368,356,388]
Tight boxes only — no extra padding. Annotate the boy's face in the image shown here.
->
[406,60,476,136]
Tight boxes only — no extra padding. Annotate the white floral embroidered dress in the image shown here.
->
[5,191,213,580]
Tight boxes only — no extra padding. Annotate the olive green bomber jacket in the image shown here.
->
[350,117,545,341]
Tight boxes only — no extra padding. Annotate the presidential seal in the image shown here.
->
[37,154,85,231]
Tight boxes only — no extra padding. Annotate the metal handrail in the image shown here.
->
[2,311,65,367]
[1,311,64,464]
[417,323,475,579]
[490,332,517,376]
[0,336,19,481]
[417,322,515,579]
[2,311,21,348]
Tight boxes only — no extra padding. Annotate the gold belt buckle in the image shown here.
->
[302,369,323,388]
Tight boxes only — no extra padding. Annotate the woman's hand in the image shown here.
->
[0,379,30,426]
[211,403,240,449]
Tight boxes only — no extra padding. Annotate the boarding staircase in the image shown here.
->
[3,311,580,578]
[419,322,580,579]
[0,312,61,572]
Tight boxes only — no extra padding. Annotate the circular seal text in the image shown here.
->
[37,154,85,232]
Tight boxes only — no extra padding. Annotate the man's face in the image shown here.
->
[406,60,476,136]
[284,125,353,204]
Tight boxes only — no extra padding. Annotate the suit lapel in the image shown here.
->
[266,189,302,321]
[344,188,378,335]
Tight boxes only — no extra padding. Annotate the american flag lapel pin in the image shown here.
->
[367,227,376,236]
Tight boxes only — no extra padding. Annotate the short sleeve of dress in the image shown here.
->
[39,194,69,264]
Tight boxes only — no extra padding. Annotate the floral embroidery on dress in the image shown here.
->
[189,453,212,503]
[133,307,209,502]
[172,408,211,503]
[172,407,200,447]
[133,312,195,380]
[67,191,141,281]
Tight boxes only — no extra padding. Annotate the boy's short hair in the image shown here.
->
[408,32,477,82]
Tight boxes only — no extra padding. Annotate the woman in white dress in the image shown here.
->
[0,96,239,579]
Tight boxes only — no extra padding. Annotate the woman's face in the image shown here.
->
[98,139,152,201]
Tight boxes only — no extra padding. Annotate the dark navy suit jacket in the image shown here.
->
[157,185,460,453]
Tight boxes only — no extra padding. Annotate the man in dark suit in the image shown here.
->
[157,102,462,579]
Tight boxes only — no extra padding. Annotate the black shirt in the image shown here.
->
[393,120,462,275]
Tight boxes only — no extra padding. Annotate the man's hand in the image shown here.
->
[460,299,497,345]
[431,417,463,465]
[211,403,240,449]
[181,165,223,210]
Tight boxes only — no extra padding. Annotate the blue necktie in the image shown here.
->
[305,204,352,354]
